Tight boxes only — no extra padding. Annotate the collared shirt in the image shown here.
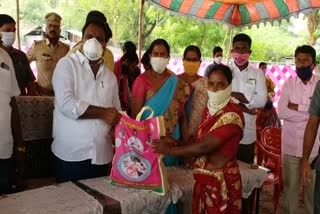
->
[229,62,267,145]
[51,50,121,164]
[278,75,320,158]
[8,47,36,95]
[0,48,20,159]
[27,38,69,90]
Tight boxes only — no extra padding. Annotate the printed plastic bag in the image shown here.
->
[110,107,168,195]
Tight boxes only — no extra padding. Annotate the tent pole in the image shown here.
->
[226,28,233,64]
[16,0,21,50]
[138,0,145,69]
[222,27,229,50]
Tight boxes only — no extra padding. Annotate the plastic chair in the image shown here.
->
[261,127,281,154]
[255,140,281,214]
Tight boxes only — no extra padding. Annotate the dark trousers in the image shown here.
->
[237,143,255,214]
[0,158,11,194]
[315,171,320,214]
[54,155,110,183]
[237,143,255,164]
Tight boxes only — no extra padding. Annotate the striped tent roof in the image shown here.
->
[148,0,320,28]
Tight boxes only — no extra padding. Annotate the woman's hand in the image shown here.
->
[152,138,173,155]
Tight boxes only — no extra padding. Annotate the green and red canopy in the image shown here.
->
[148,0,320,28]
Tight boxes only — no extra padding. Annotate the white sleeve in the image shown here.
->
[52,57,89,119]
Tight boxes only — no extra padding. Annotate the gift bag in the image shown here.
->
[110,106,168,195]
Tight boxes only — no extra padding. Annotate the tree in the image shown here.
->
[308,10,319,45]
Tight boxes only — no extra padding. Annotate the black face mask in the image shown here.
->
[296,65,313,81]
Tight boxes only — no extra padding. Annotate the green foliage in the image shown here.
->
[317,54,320,68]
[243,22,308,62]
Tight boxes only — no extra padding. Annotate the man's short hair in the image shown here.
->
[294,45,316,63]
[82,20,107,42]
[232,33,252,49]
[82,10,112,41]
[0,14,16,28]
[259,62,267,68]
[213,46,223,55]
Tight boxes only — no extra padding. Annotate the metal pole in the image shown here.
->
[16,0,21,50]
[138,0,145,68]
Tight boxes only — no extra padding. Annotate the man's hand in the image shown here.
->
[300,158,311,187]
[231,92,249,103]
[104,108,121,125]
[288,102,298,111]
[239,103,257,115]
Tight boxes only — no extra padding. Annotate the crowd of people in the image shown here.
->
[0,9,320,214]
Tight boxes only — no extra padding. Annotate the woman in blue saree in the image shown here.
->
[131,38,189,166]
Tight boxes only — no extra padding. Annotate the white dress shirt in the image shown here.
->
[229,62,267,145]
[0,47,20,159]
[52,51,121,165]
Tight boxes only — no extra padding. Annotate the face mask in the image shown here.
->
[183,60,200,76]
[1,32,15,47]
[83,38,103,61]
[150,57,169,73]
[214,56,222,64]
[296,65,313,81]
[232,52,250,66]
[207,84,232,115]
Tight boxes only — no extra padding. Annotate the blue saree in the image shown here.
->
[141,75,182,166]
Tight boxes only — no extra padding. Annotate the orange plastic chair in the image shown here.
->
[255,140,281,214]
[259,127,282,179]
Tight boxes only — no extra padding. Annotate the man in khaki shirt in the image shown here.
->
[27,12,69,96]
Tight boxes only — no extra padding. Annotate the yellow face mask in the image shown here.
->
[183,60,200,76]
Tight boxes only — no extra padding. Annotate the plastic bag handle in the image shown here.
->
[136,106,154,121]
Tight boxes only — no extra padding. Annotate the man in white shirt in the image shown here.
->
[229,33,267,164]
[0,39,20,193]
[51,15,121,182]
[229,33,267,214]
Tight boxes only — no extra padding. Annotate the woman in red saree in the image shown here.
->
[153,64,244,214]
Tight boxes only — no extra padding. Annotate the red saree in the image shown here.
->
[192,102,244,214]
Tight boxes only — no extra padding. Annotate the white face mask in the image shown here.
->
[1,32,16,47]
[214,56,222,64]
[207,84,232,115]
[83,38,103,61]
[150,57,169,73]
